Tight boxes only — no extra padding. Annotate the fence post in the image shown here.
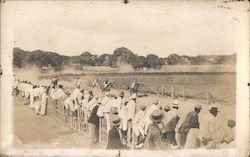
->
[127,121,131,146]
[161,86,164,96]
[182,87,185,100]
[206,89,209,105]
[171,87,174,99]
[131,127,135,150]
[99,117,102,142]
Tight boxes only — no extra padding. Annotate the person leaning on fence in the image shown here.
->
[114,91,125,113]
[63,86,83,117]
[88,99,101,144]
[127,93,137,121]
[40,86,50,116]
[107,115,127,149]
[178,104,202,148]
[164,100,180,147]
[118,101,129,141]
[144,99,159,134]
[198,106,221,148]
[143,109,165,150]
[133,104,147,146]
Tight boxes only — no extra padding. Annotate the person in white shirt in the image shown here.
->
[113,91,125,112]
[133,104,146,145]
[127,94,137,121]
[165,100,180,146]
[119,101,129,140]
[198,106,221,147]
[144,99,159,134]
[103,98,117,132]
[64,85,83,117]
[52,85,67,100]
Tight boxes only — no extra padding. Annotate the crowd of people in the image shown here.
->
[12,76,235,150]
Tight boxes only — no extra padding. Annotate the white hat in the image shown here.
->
[172,99,179,108]
[153,99,159,104]
[131,93,137,99]
[105,91,110,96]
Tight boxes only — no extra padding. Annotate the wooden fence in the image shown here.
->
[45,98,135,148]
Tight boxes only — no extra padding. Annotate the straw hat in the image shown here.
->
[105,91,111,96]
[131,93,137,99]
[97,98,102,104]
[150,109,164,123]
[111,115,121,127]
[172,99,179,108]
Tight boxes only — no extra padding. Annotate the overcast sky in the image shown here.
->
[7,0,247,57]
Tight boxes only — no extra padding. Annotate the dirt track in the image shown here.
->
[13,96,105,149]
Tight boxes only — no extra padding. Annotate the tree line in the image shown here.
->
[13,47,236,71]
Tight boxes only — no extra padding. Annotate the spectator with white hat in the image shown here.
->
[127,93,137,120]
[133,104,147,145]
[165,99,180,146]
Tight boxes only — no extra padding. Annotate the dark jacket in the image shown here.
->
[178,111,199,133]
[88,105,99,127]
[107,126,125,149]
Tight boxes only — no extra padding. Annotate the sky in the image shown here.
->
[4,0,248,57]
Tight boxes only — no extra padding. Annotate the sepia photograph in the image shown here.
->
[0,0,249,157]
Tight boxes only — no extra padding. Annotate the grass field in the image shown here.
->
[38,72,236,106]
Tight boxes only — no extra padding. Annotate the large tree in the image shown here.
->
[146,54,162,69]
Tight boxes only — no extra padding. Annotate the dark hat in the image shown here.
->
[227,119,236,128]
[194,104,202,110]
[59,85,63,88]
[111,115,121,127]
[164,105,170,111]
[150,109,164,123]
[209,107,220,113]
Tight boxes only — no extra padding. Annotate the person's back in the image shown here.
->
[179,111,199,133]
[144,123,162,149]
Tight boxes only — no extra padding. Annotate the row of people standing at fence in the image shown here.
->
[13,79,50,115]
[96,94,236,150]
